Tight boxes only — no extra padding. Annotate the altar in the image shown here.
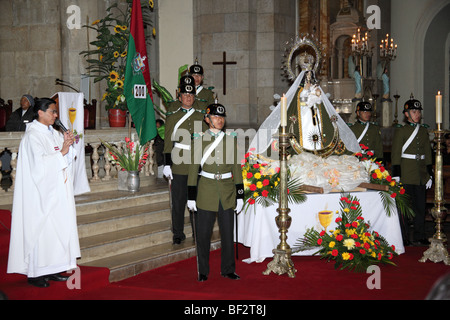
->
[236,190,405,264]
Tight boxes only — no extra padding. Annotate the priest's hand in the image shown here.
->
[61,131,74,156]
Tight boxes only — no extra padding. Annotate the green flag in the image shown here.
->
[124,0,157,145]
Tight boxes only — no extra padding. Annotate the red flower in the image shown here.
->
[351,221,358,228]
[248,198,255,205]
[317,238,323,245]
[351,234,358,239]
[336,234,343,241]
[359,249,366,254]
[367,151,374,156]
[355,242,361,247]
[262,179,270,186]
[125,137,131,143]
[390,192,397,198]
[364,242,370,249]
[378,253,382,260]
[350,206,357,211]
[253,164,260,169]
[372,172,378,179]
[247,172,253,179]
[331,249,339,257]
[357,216,364,220]
[335,217,342,223]
[399,188,405,195]
[386,176,392,182]
[249,184,257,191]
[319,230,326,237]
[261,190,269,197]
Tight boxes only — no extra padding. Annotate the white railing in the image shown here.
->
[0,128,155,198]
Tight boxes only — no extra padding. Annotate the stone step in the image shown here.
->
[75,183,169,216]
[78,216,193,265]
[84,231,221,282]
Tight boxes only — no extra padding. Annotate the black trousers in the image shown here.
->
[195,203,235,276]
[400,184,427,241]
[171,174,188,241]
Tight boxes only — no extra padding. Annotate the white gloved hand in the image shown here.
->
[392,176,400,183]
[187,200,197,212]
[235,199,244,214]
[426,177,432,189]
[163,165,173,180]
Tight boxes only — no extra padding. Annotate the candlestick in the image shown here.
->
[436,91,442,124]
[280,94,287,127]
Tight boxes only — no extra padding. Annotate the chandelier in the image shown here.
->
[351,28,372,57]
[379,34,397,62]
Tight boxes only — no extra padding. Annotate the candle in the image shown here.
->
[436,91,442,124]
[280,94,287,127]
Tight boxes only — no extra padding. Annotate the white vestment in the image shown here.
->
[7,120,81,277]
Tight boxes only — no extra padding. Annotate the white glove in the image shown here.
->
[187,200,197,212]
[392,177,400,183]
[426,177,432,189]
[163,165,173,180]
[235,199,244,214]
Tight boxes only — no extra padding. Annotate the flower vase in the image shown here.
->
[127,171,140,192]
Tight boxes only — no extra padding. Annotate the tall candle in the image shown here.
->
[280,94,287,127]
[436,91,442,124]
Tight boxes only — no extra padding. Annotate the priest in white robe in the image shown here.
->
[7,97,81,288]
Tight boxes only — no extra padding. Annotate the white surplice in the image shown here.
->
[7,120,81,278]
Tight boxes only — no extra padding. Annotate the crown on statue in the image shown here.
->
[299,52,315,71]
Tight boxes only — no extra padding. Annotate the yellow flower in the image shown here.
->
[152,27,156,37]
[114,25,122,33]
[256,181,263,189]
[329,241,335,248]
[344,208,350,213]
[92,19,100,25]
[274,181,278,187]
[120,25,127,31]
[121,51,127,57]
[114,51,120,58]
[149,0,154,9]
[343,239,355,250]
[101,93,108,101]
[116,80,124,88]
[253,192,259,198]
[109,70,119,82]
[254,172,261,180]
[342,252,351,260]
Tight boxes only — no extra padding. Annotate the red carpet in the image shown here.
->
[1,209,449,300]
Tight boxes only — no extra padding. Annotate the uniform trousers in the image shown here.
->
[195,203,235,276]
[171,174,188,241]
[400,184,427,241]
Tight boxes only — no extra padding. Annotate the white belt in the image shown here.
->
[401,154,425,160]
[174,142,190,150]
[200,171,232,180]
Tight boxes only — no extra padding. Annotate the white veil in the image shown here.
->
[248,71,361,155]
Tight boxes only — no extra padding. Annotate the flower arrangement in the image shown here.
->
[103,137,150,172]
[294,193,398,272]
[356,144,414,219]
[241,149,306,212]
[80,1,154,111]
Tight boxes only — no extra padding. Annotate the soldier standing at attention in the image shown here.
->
[349,101,384,161]
[391,95,433,246]
[190,59,215,110]
[163,82,207,245]
[187,103,244,282]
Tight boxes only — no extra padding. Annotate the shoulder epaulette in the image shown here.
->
[207,86,215,90]
[421,124,430,128]
[347,123,354,127]
[196,98,208,102]
[195,109,206,114]
[394,124,403,128]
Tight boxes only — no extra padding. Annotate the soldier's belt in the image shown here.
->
[401,153,425,160]
[174,142,190,150]
[200,171,232,180]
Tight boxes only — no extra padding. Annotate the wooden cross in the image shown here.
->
[212,51,237,95]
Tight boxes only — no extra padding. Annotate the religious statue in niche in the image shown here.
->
[348,57,362,100]
[377,63,390,101]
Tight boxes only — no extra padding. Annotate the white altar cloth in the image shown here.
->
[236,191,405,263]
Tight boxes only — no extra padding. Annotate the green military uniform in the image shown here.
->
[391,96,432,244]
[163,81,208,244]
[187,103,244,281]
[195,86,215,110]
[349,120,384,160]
[391,122,432,185]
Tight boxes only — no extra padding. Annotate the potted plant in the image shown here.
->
[80,0,154,127]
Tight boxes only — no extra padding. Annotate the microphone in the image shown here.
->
[54,119,68,132]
